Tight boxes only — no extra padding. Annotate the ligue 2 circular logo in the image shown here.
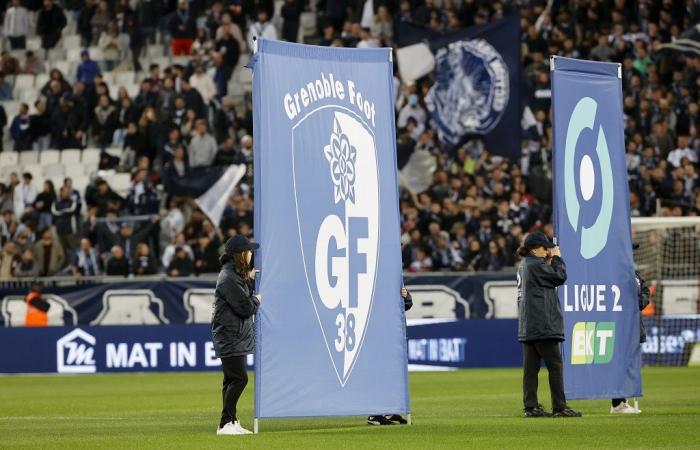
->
[426,39,509,145]
[564,97,614,260]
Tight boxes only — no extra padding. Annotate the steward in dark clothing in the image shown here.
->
[516,231,581,418]
[211,235,260,435]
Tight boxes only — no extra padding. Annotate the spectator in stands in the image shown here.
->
[247,8,277,50]
[34,180,56,230]
[1,50,21,75]
[157,76,177,117]
[169,0,197,56]
[3,0,30,50]
[132,242,157,275]
[76,50,101,87]
[180,77,206,119]
[0,105,6,150]
[192,28,215,62]
[99,21,124,71]
[0,240,19,278]
[167,246,194,277]
[10,103,32,151]
[52,185,79,255]
[14,248,38,277]
[194,231,220,274]
[50,94,86,149]
[37,0,67,51]
[216,12,246,54]
[105,244,129,276]
[188,119,218,167]
[189,64,217,106]
[92,94,117,149]
[124,14,144,72]
[78,0,97,46]
[280,0,302,43]
[371,5,393,46]
[72,237,101,276]
[89,0,112,45]
[0,71,12,100]
[667,136,697,168]
[33,227,65,276]
[30,99,51,151]
[13,173,38,220]
[23,51,44,75]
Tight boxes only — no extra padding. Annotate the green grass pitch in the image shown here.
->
[1,367,698,449]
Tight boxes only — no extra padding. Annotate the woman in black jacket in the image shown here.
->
[212,235,261,436]
[516,231,581,418]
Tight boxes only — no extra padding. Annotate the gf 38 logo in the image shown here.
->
[293,108,379,386]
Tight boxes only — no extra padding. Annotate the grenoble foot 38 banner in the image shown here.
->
[551,56,642,400]
[250,40,410,418]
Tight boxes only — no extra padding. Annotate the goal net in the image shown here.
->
[632,217,700,365]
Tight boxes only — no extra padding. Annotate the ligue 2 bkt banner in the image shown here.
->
[250,40,410,418]
[551,56,642,399]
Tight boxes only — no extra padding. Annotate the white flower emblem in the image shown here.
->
[323,118,357,204]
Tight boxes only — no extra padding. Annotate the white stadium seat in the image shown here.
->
[64,163,86,179]
[125,84,140,98]
[18,151,38,166]
[1,101,20,119]
[0,152,19,166]
[62,35,81,50]
[18,89,39,104]
[110,173,132,197]
[52,61,75,81]
[27,37,42,51]
[14,74,35,91]
[60,149,82,165]
[22,163,42,177]
[87,47,103,61]
[35,73,50,90]
[39,149,61,165]
[48,48,67,62]
[42,163,65,178]
[0,164,20,180]
[82,148,101,167]
[115,71,135,87]
[66,48,82,62]
[71,174,88,194]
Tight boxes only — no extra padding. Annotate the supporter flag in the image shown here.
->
[395,16,520,159]
[551,56,642,400]
[194,164,246,225]
[250,40,410,421]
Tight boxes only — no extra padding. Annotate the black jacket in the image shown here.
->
[517,255,567,342]
[636,270,650,343]
[211,262,260,358]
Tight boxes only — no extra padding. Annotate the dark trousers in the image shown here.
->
[522,340,566,411]
[220,355,248,427]
[9,36,26,49]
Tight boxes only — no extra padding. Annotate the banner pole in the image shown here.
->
[254,418,259,434]
[407,413,412,425]
[633,398,639,412]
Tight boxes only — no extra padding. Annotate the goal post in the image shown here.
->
[631,217,700,366]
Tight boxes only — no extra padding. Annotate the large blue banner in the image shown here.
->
[423,15,520,158]
[552,56,642,399]
[251,40,409,418]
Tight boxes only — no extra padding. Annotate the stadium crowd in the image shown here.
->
[0,0,699,278]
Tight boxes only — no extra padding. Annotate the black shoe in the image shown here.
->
[552,407,583,417]
[384,414,408,424]
[367,415,395,425]
[524,404,552,418]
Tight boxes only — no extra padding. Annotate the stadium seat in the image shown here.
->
[62,35,81,50]
[18,89,39,104]
[71,174,89,194]
[299,12,317,40]
[1,101,21,119]
[66,48,82,62]
[35,73,50,90]
[110,173,132,197]
[39,149,60,165]
[88,47,104,61]
[82,148,101,167]
[14,74,35,92]
[18,151,38,166]
[0,151,18,166]
[105,147,122,159]
[49,175,65,190]
[125,84,140,98]
[64,163,86,179]
[115,71,135,87]
[60,149,82,166]
[27,37,41,51]
[52,62,75,82]
[153,57,171,70]
[147,46,164,59]
[48,48,67,62]
[0,164,20,180]
[22,163,42,178]
[42,163,65,178]
[172,56,190,67]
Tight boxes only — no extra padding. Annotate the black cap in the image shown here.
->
[224,235,260,253]
[523,231,556,249]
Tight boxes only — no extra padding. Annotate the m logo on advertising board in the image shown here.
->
[292,104,379,386]
[563,97,614,259]
[57,328,96,373]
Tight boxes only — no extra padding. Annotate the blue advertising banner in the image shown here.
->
[250,40,409,418]
[551,56,642,399]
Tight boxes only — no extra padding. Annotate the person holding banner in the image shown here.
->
[212,235,261,436]
[610,243,650,414]
[367,287,413,426]
[516,231,581,418]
